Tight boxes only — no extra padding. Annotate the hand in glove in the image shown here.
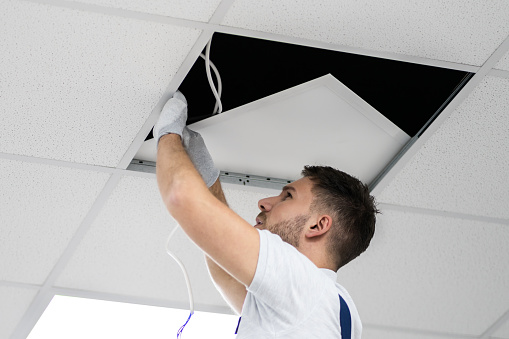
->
[154,91,220,187]
[153,91,188,144]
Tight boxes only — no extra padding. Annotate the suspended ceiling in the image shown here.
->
[1,1,509,339]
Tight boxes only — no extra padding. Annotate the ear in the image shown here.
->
[305,215,332,239]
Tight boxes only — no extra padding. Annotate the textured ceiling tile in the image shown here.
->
[0,286,38,339]
[496,51,509,71]
[377,76,509,219]
[55,176,274,309]
[222,0,509,66]
[63,0,223,22]
[493,317,509,339]
[337,209,509,336]
[0,159,110,284]
[0,0,200,167]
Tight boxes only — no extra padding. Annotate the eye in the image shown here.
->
[284,191,292,200]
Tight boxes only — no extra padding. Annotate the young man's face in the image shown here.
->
[255,177,316,247]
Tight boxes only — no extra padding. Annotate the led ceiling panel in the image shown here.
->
[135,75,410,184]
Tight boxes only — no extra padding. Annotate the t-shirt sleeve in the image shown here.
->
[247,229,327,326]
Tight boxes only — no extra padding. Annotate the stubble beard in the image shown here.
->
[261,214,311,248]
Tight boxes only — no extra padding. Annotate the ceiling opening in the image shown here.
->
[136,33,473,186]
[173,32,471,135]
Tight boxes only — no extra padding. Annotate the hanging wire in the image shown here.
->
[166,225,194,337]
[199,36,223,115]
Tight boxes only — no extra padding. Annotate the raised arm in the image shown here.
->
[206,179,248,314]
[153,92,256,311]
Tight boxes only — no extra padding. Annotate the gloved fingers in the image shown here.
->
[172,91,187,105]
[154,92,188,142]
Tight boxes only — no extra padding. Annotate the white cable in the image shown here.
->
[201,37,223,115]
[199,53,222,114]
[166,225,194,314]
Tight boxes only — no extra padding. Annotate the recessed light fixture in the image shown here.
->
[28,295,239,339]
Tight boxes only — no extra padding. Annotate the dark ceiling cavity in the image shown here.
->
[148,32,472,140]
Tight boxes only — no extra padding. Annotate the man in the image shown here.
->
[154,92,378,338]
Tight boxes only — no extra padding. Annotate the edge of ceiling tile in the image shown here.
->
[52,287,233,315]
[0,281,40,290]
[481,309,509,339]
[0,152,117,174]
[379,203,509,227]
[490,69,509,79]
[370,33,509,198]
[363,323,478,339]
[9,175,122,339]
[23,0,211,30]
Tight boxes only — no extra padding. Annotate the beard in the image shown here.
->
[258,214,310,248]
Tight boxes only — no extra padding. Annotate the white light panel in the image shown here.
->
[0,286,38,339]
[336,209,509,336]
[62,0,223,22]
[377,76,509,219]
[222,0,509,66]
[0,158,110,284]
[136,75,409,184]
[0,0,200,167]
[28,295,239,339]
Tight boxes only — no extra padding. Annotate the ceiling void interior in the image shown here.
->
[136,32,472,184]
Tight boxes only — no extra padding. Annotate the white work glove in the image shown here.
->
[182,127,220,188]
[153,91,188,144]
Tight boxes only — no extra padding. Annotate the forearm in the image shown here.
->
[156,134,205,208]
[157,133,251,312]
[205,179,247,314]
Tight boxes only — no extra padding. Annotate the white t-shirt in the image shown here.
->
[236,229,362,339]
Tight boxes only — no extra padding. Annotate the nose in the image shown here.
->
[258,196,277,212]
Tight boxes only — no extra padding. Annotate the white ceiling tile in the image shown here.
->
[0,286,38,339]
[62,0,223,22]
[337,209,509,336]
[377,76,509,219]
[493,317,509,339]
[363,327,469,339]
[496,51,509,71]
[55,175,274,310]
[0,159,110,284]
[222,0,509,66]
[0,0,200,167]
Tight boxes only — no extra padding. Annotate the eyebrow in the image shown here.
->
[282,186,296,193]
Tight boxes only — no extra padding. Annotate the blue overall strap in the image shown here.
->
[235,317,241,334]
[339,294,352,339]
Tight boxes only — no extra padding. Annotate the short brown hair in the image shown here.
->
[302,165,379,270]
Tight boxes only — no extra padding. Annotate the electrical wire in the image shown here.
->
[166,225,194,337]
[200,37,223,115]
[165,35,223,337]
